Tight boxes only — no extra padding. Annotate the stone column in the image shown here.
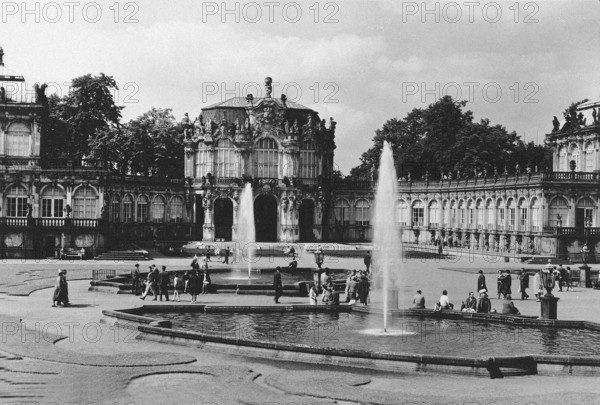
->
[231,198,239,241]
[203,197,215,241]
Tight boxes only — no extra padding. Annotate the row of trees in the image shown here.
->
[350,96,552,180]
[41,74,184,178]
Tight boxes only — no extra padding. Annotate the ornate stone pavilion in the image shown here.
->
[182,77,336,243]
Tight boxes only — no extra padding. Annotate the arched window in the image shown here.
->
[458,200,465,227]
[300,141,317,179]
[256,138,278,178]
[334,199,350,225]
[5,184,28,217]
[549,197,569,227]
[530,198,540,232]
[442,200,449,227]
[412,200,424,227]
[6,123,30,156]
[486,199,494,230]
[476,199,484,230]
[576,197,595,227]
[72,186,97,218]
[195,148,210,178]
[518,198,528,231]
[215,139,235,178]
[467,200,475,228]
[429,200,439,227]
[355,199,370,226]
[136,195,149,222]
[570,144,580,171]
[585,143,595,171]
[123,195,133,222]
[507,198,516,230]
[170,196,184,222]
[110,195,120,222]
[496,199,505,230]
[41,186,65,218]
[151,196,165,223]
[558,146,567,171]
[450,200,457,227]
[397,200,409,226]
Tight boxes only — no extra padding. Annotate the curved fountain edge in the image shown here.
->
[102,305,600,378]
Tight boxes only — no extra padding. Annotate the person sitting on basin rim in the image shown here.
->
[439,290,453,310]
[476,291,492,313]
[502,301,521,315]
[461,291,477,312]
[412,290,425,309]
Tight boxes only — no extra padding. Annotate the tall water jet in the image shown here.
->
[372,141,402,332]
[236,183,256,278]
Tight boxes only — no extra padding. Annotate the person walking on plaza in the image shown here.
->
[503,270,512,299]
[412,289,425,309]
[52,269,69,307]
[273,266,283,303]
[131,263,141,295]
[141,266,159,301]
[556,265,566,292]
[363,251,371,273]
[519,269,529,300]
[222,246,230,264]
[565,267,573,291]
[477,270,487,293]
[496,270,505,299]
[188,270,200,303]
[158,266,170,301]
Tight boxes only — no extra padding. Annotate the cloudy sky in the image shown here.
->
[2,0,599,173]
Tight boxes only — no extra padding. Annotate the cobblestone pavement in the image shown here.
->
[1,245,599,404]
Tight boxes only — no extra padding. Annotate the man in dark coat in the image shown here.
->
[503,270,512,299]
[476,292,491,313]
[363,252,371,273]
[273,266,283,303]
[519,269,530,300]
[477,270,487,293]
[158,266,170,301]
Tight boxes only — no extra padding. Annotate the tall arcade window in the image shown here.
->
[558,146,567,171]
[72,186,97,218]
[530,198,540,231]
[450,201,457,227]
[195,149,210,178]
[412,200,424,227]
[518,198,528,230]
[429,200,440,226]
[467,200,475,228]
[256,138,279,178]
[136,196,149,222]
[458,200,465,227]
[355,199,370,226]
[496,199,505,230]
[334,199,350,225]
[570,144,580,170]
[6,123,30,156]
[507,199,516,230]
[397,200,409,226]
[585,143,595,171]
[41,186,65,218]
[215,139,236,178]
[549,197,569,227]
[476,200,484,230]
[170,196,184,222]
[5,184,28,217]
[110,195,120,222]
[151,196,165,223]
[300,141,317,179]
[486,199,494,230]
[123,195,133,222]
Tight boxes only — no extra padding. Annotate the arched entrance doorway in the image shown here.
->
[254,194,278,242]
[214,198,233,241]
[194,195,204,240]
[299,199,315,242]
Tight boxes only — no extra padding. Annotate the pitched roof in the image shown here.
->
[203,96,314,111]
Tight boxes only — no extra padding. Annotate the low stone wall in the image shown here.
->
[102,304,600,379]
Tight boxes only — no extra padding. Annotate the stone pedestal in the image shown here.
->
[540,295,559,319]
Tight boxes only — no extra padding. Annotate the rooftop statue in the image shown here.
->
[264,77,273,98]
[552,116,560,132]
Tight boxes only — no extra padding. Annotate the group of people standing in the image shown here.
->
[343,269,370,306]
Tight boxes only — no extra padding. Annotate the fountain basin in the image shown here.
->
[104,305,600,378]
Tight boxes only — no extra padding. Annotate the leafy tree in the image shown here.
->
[42,73,122,161]
[351,96,551,179]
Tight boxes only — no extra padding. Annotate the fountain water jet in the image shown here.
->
[236,183,256,279]
[372,141,402,333]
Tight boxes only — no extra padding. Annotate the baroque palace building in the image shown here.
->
[0,47,598,260]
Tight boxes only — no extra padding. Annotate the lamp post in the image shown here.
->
[314,248,324,270]
[539,262,560,319]
[580,243,591,288]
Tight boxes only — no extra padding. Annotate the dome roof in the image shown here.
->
[204,96,314,111]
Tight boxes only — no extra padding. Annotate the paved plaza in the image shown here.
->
[1,247,600,404]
